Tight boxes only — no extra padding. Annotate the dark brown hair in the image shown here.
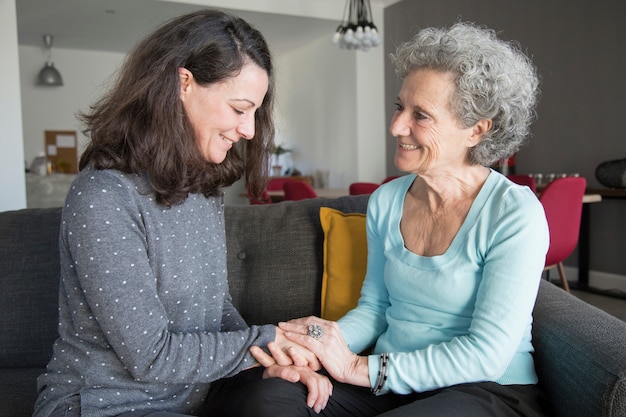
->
[78,9,275,206]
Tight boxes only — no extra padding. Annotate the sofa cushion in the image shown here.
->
[319,207,367,321]
[0,367,43,417]
[0,208,62,368]
[224,195,369,326]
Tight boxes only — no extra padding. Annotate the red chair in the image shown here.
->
[507,174,537,193]
[349,182,380,195]
[539,177,587,292]
[381,175,401,184]
[283,180,318,201]
[247,189,271,205]
[267,178,288,191]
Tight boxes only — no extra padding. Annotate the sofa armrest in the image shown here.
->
[532,280,626,417]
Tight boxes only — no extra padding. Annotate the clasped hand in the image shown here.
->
[250,316,369,413]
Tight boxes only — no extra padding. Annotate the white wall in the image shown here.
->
[223,33,360,206]
[0,0,26,211]
[7,2,388,209]
[355,6,386,183]
[274,36,358,188]
[17,39,368,207]
[19,45,125,166]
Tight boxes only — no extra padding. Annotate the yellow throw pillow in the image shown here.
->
[319,207,368,321]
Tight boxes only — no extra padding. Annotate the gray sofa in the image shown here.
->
[1,195,625,417]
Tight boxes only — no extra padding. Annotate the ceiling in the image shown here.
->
[15,0,398,56]
[16,0,338,55]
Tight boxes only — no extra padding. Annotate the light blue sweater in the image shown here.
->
[338,172,549,395]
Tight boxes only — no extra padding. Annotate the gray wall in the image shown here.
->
[383,0,626,278]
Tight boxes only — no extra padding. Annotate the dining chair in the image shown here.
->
[539,177,587,292]
[267,178,287,191]
[381,175,401,184]
[283,180,318,201]
[349,182,380,195]
[247,189,271,205]
[507,174,537,193]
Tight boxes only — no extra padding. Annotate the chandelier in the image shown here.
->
[331,0,381,51]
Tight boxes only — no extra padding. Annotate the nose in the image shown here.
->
[389,112,409,138]
[237,114,256,140]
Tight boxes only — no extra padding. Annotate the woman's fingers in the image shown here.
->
[275,326,322,370]
[250,345,275,367]
[267,342,293,366]
[262,363,300,383]
[300,369,333,413]
[286,345,309,368]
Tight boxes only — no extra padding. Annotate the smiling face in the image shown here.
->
[389,69,488,176]
[179,62,269,164]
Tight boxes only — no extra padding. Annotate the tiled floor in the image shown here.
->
[570,288,626,322]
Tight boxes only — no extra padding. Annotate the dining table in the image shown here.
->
[267,188,349,203]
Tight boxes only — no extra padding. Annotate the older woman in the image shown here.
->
[214,22,549,417]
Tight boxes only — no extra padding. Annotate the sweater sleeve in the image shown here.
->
[338,189,390,354]
[60,170,274,385]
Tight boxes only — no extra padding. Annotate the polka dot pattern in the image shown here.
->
[34,168,275,417]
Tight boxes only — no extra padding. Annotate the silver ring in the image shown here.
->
[307,324,323,339]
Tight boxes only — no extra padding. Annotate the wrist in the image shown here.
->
[343,354,370,387]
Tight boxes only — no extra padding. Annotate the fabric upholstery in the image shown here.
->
[348,182,380,195]
[0,207,61,368]
[319,207,367,321]
[282,180,318,201]
[224,195,369,325]
[532,280,626,417]
[539,177,587,266]
[0,367,43,417]
[1,195,625,417]
[507,174,537,193]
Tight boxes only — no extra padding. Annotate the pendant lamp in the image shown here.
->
[38,35,64,86]
[331,0,381,51]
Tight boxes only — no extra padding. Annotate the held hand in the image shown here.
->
[274,326,322,370]
[280,317,370,388]
[250,344,333,414]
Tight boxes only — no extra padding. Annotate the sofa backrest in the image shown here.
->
[2,197,625,417]
[0,196,370,367]
[0,207,63,368]
[225,195,369,325]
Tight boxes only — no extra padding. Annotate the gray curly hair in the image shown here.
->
[391,22,540,166]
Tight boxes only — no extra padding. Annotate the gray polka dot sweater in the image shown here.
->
[34,168,275,417]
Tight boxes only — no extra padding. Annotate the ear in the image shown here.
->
[468,119,492,147]
[178,67,194,100]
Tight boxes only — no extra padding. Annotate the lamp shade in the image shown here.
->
[38,62,63,86]
[37,35,63,86]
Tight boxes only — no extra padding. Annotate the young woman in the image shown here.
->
[33,9,329,417]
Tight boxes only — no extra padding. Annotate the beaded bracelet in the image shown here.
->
[371,352,389,394]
